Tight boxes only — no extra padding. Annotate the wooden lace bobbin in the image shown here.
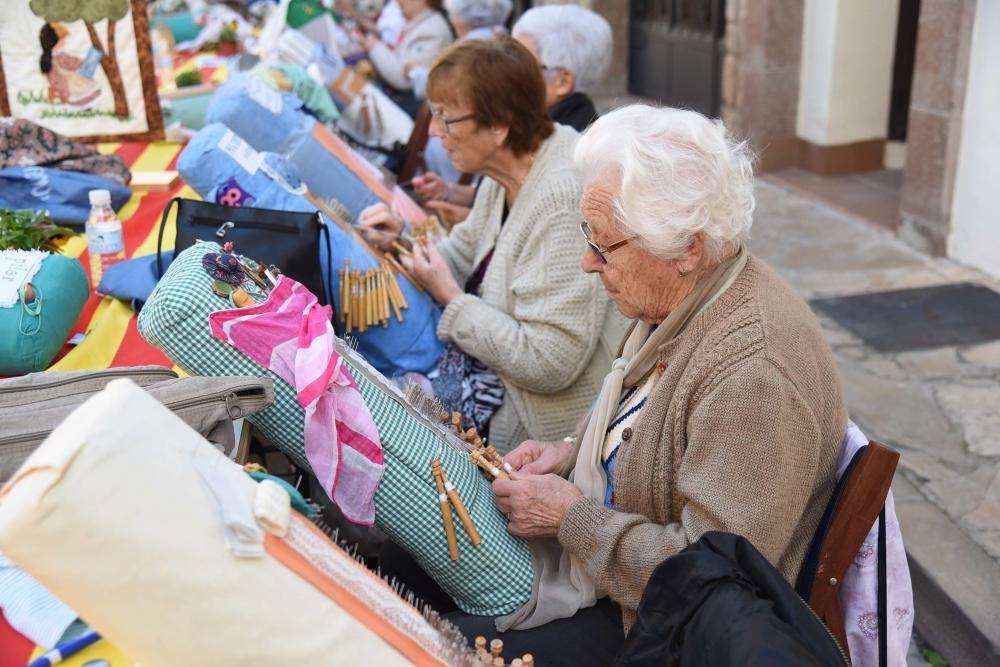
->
[492,659,504,667]
[511,660,523,667]
[490,639,503,658]
[522,654,534,667]
[379,269,390,325]
[384,267,404,322]
[431,459,460,561]
[471,448,509,481]
[451,411,463,434]
[484,445,515,477]
[475,636,487,655]
[436,463,481,546]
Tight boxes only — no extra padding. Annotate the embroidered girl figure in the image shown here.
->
[39,23,101,107]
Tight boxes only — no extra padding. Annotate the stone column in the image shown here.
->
[722,0,805,171]
[898,0,978,255]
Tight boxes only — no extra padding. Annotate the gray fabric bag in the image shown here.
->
[0,366,274,483]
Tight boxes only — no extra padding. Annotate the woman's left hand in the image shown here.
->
[492,473,584,538]
[399,238,462,306]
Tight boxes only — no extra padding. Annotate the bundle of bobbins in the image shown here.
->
[338,259,409,332]
[474,636,534,666]
[441,411,514,482]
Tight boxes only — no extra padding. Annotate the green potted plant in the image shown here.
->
[215,21,240,56]
[0,208,74,252]
[174,68,204,88]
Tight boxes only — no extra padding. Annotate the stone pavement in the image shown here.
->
[751,177,1000,665]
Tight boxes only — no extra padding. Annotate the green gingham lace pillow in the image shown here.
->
[138,242,534,616]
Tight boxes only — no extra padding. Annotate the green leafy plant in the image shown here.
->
[0,208,75,252]
[174,68,203,88]
[219,22,238,43]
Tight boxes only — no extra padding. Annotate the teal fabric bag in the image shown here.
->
[138,242,534,616]
[0,253,88,375]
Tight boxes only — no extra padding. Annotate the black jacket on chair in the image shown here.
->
[616,532,848,667]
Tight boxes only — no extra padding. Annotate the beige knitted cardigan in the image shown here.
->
[437,125,624,450]
[558,256,848,631]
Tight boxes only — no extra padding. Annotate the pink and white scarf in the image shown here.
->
[209,276,384,525]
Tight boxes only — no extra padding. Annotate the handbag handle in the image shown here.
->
[156,197,180,279]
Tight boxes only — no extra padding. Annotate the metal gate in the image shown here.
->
[628,0,726,117]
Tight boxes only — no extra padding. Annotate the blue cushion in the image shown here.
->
[177,123,443,377]
[0,168,130,226]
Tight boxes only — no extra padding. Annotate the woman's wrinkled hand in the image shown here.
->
[505,439,575,476]
[493,473,583,538]
[357,203,403,251]
[399,238,462,306]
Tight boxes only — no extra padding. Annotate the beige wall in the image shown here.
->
[796,0,900,146]
[948,0,1000,278]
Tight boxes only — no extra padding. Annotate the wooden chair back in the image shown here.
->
[797,440,900,661]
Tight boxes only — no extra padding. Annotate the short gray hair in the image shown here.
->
[512,5,612,92]
[443,0,513,29]
[574,105,756,263]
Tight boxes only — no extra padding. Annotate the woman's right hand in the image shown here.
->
[357,203,404,250]
[505,440,576,476]
[411,172,448,201]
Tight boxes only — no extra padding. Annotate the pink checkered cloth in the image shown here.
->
[209,276,384,525]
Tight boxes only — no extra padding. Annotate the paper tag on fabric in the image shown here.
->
[218,129,262,175]
[244,74,283,114]
[0,250,47,308]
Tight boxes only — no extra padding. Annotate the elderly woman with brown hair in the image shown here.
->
[422,105,848,665]
[358,35,620,452]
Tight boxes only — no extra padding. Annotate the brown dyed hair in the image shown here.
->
[426,34,553,156]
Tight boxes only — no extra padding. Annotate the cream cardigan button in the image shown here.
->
[656,363,666,375]
[622,427,633,441]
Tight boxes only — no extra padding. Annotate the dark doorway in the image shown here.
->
[627,0,726,117]
[888,0,921,141]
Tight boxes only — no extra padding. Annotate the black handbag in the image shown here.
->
[155,197,334,307]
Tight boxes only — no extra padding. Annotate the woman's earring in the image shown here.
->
[678,266,689,277]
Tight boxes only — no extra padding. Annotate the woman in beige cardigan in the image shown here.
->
[359,36,622,451]
[364,0,453,94]
[436,105,849,664]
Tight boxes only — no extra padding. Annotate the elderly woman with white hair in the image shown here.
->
[513,4,612,132]
[411,3,613,225]
[428,105,848,664]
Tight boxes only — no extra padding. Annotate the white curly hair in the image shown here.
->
[574,105,757,263]
[443,0,513,28]
[512,4,612,92]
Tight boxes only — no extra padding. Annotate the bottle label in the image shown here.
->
[87,226,124,254]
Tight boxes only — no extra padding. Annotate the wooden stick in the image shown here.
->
[490,639,503,658]
[431,460,460,561]
[438,465,481,546]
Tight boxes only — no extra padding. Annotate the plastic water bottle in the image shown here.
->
[85,189,125,287]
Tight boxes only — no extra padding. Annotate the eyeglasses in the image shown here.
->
[429,105,475,134]
[580,220,632,264]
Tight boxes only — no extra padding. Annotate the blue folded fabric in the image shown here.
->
[97,250,174,310]
[0,552,80,649]
[0,167,130,226]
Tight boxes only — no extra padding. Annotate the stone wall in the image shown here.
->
[898,0,978,255]
[722,0,805,170]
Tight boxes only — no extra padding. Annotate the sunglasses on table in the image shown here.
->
[580,220,632,264]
